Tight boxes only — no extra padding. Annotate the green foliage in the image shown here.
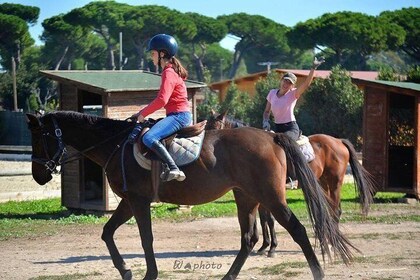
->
[0,3,40,25]
[219,83,252,124]
[296,66,364,147]
[202,43,233,82]
[406,65,420,83]
[0,45,56,111]
[196,90,220,121]
[0,3,39,71]
[367,51,413,72]
[0,198,64,216]
[380,8,420,61]
[218,13,290,78]
[288,11,406,70]
[377,66,402,81]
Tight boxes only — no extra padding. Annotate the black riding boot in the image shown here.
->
[151,141,186,182]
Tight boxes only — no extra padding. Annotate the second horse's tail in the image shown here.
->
[341,139,376,216]
[274,133,357,264]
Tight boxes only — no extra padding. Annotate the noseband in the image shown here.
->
[31,117,67,174]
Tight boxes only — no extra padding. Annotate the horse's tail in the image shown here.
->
[341,139,376,216]
[274,133,357,265]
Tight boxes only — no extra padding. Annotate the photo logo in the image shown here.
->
[173,260,223,271]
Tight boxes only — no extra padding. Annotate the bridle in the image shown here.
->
[30,115,133,175]
[31,117,67,174]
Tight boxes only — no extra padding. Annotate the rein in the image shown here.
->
[32,115,134,174]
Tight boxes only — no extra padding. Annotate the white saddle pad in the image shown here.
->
[296,135,315,163]
[133,131,205,170]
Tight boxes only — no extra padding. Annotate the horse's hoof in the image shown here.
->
[123,270,132,280]
[256,249,266,255]
[267,251,276,258]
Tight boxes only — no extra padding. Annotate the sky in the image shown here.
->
[5,0,420,50]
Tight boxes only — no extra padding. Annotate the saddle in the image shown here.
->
[133,120,207,168]
[296,135,315,163]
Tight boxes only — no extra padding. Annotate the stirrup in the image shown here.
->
[160,168,186,182]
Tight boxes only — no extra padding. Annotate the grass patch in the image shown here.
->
[29,271,102,280]
[0,183,418,239]
[259,260,307,276]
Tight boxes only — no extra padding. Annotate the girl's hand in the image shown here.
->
[137,114,145,123]
[313,57,325,69]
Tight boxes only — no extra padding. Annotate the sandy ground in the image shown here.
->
[0,160,61,202]
[0,160,419,280]
[0,216,419,280]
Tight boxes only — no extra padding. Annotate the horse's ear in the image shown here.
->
[26,113,41,127]
[218,110,228,121]
[35,110,44,117]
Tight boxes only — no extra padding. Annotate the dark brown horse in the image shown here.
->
[207,111,376,257]
[27,111,357,280]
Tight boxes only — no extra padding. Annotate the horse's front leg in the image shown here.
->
[101,199,133,279]
[127,193,158,280]
[223,190,259,280]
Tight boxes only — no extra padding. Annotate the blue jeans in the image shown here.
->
[274,121,300,141]
[142,111,192,148]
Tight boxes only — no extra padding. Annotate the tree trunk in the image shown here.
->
[228,49,244,79]
[55,46,69,70]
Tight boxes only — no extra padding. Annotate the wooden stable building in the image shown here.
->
[40,70,206,211]
[356,79,420,199]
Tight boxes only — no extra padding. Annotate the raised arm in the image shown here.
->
[294,57,325,99]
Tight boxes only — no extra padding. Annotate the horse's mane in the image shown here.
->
[45,111,132,132]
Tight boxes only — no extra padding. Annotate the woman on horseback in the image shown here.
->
[132,34,191,182]
[262,57,324,140]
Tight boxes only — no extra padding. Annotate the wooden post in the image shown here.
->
[12,57,18,111]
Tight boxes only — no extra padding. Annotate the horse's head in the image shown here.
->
[206,110,248,130]
[206,110,228,130]
[26,112,66,185]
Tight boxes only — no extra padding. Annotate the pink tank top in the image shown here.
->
[266,88,298,124]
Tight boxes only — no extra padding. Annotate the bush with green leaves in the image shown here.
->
[377,65,402,81]
[296,66,364,148]
[219,82,252,124]
[406,65,420,83]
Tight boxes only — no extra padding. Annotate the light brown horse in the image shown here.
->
[27,111,357,280]
[207,111,376,257]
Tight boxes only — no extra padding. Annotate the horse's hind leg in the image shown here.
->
[266,210,278,257]
[101,199,134,279]
[256,206,278,257]
[223,190,259,280]
[256,206,270,255]
[270,205,324,279]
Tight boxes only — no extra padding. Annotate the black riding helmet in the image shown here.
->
[146,34,178,58]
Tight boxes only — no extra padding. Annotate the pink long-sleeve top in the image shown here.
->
[140,64,190,117]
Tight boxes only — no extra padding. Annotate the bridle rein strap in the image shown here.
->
[31,117,67,174]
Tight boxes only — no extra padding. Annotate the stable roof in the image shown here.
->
[352,78,420,95]
[40,70,207,94]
